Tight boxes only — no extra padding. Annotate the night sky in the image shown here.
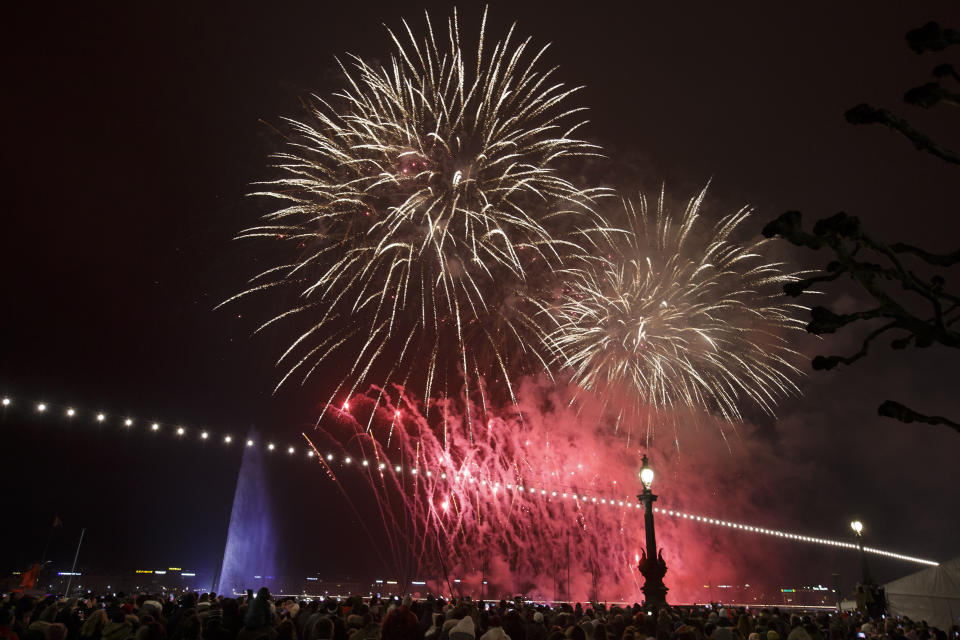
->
[2,2,958,596]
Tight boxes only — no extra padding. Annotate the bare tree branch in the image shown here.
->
[845,104,960,164]
[763,209,960,432]
[765,22,960,434]
[878,401,960,435]
[888,242,960,267]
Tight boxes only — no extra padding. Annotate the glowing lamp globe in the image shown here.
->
[851,520,864,535]
[639,455,655,490]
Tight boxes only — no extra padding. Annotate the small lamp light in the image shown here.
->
[639,454,654,490]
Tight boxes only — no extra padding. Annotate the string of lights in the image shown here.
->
[0,394,939,567]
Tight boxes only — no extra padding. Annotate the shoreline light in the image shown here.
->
[1,393,938,567]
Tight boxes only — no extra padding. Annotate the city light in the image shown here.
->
[1,391,938,567]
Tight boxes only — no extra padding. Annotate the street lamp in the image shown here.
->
[850,519,872,585]
[640,460,655,490]
[637,454,668,608]
[850,518,885,617]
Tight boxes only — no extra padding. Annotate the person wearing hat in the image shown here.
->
[421,614,442,640]
[138,602,163,625]
[239,589,277,640]
[526,613,545,640]
[787,619,811,640]
[310,617,334,640]
[79,609,107,640]
[481,617,509,640]
[382,607,419,640]
[450,617,477,640]
[101,608,132,640]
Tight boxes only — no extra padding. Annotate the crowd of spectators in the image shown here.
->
[1,588,955,640]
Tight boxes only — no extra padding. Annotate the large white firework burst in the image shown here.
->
[225,9,606,430]
[545,185,807,442]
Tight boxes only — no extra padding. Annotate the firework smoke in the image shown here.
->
[308,379,816,603]
[225,8,607,436]
[544,185,807,445]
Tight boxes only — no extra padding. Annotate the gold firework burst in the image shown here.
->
[223,8,607,436]
[545,185,807,441]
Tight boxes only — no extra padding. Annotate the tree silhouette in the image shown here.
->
[763,22,960,435]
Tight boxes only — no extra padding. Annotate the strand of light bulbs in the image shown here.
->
[1,394,938,567]
[4,397,237,445]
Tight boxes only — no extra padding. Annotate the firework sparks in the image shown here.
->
[544,185,808,443]
[223,8,606,433]
[311,379,803,602]
[313,382,650,602]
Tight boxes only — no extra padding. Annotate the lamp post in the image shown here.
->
[850,519,885,617]
[637,454,668,608]
[850,520,872,586]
